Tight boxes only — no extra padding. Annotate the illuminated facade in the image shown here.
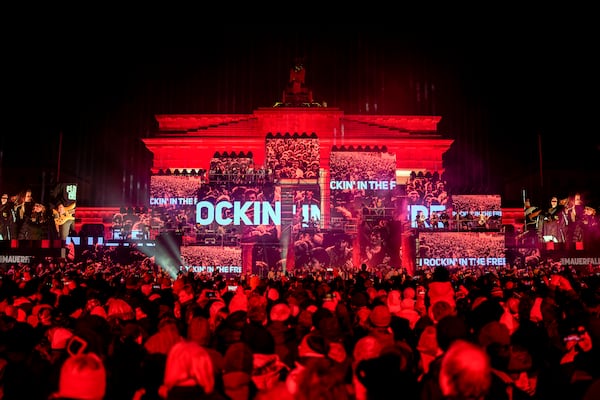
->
[138,65,453,274]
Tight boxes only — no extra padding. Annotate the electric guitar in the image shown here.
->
[53,202,76,226]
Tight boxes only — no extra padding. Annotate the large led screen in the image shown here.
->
[179,245,242,276]
[329,150,401,269]
[450,194,502,230]
[265,135,320,180]
[416,231,506,270]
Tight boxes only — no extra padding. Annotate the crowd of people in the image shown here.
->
[1,244,599,399]
[2,169,600,399]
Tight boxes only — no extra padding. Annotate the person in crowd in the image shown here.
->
[438,339,492,400]
[159,340,227,400]
[266,301,299,369]
[542,195,566,243]
[563,192,586,247]
[14,189,34,237]
[418,314,470,399]
[51,352,107,400]
[222,341,256,400]
[0,193,16,240]
[427,266,456,311]
[355,346,419,399]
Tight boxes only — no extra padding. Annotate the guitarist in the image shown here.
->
[54,202,76,240]
[476,211,489,231]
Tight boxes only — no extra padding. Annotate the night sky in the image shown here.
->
[2,23,598,209]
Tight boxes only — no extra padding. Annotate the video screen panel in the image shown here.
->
[450,194,502,230]
[404,171,448,205]
[329,150,401,269]
[329,150,397,220]
[150,175,202,208]
[265,135,320,180]
[195,183,281,245]
[416,231,506,270]
[208,154,255,186]
[291,186,322,231]
[179,245,242,276]
[292,229,356,271]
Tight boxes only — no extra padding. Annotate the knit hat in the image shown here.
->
[148,293,161,302]
[57,352,106,400]
[229,293,248,314]
[297,333,328,358]
[107,298,134,321]
[353,335,383,365]
[369,305,392,328]
[269,303,291,322]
